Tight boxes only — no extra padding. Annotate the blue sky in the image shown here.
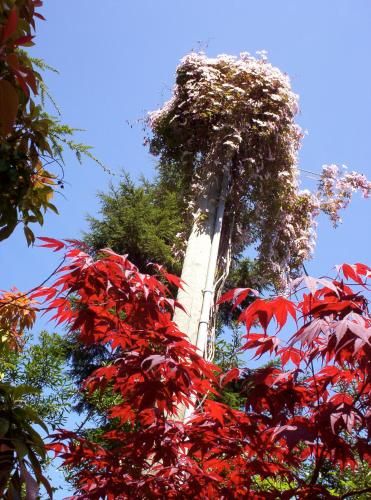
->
[2,0,371,296]
[1,0,371,496]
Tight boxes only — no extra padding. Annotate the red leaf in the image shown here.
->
[2,8,18,42]
[30,286,57,301]
[0,79,19,136]
[23,69,38,94]
[272,296,296,331]
[14,35,34,46]
[290,318,326,346]
[291,275,339,295]
[204,401,227,425]
[37,237,66,252]
[14,74,29,96]
[34,12,46,21]
[220,368,240,387]
[141,354,167,371]
[279,347,302,367]
[348,321,371,345]
[239,299,273,332]
[162,271,184,290]
[149,263,185,290]
[339,263,364,284]
[217,287,259,308]
[354,262,371,277]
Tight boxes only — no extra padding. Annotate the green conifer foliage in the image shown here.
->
[85,174,186,275]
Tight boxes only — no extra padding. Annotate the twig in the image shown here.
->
[0,256,66,310]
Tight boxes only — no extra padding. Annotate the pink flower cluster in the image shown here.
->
[318,164,371,225]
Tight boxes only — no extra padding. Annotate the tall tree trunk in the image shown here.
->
[173,169,229,356]
[173,168,230,418]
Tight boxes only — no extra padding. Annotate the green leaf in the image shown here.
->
[46,202,59,214]
[12,439,29,460]
[0,417,9,436]
[24,226,35,246]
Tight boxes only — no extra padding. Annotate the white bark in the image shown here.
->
[172,176,221,348]
[195,169,230,358]
[173,168,230,420]
[173,168,230,353]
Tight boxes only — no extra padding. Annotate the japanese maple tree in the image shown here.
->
[28,238,369,499]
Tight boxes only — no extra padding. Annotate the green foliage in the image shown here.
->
[0,329,73,497]
[0,3,104,245]
[2,331,73,429]
[85,173,186,275]
[0,97,101,245]
[213,325,246,409]
[214,324,243,372]
[255,457,371,498]
[322,461,371,498]
[0,382,52,498]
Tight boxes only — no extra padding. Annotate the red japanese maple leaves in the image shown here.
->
[37,240,370,498]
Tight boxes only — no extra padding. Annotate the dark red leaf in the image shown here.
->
[2,8,18,42]
[34,12,46,21]
[14,35,34,46]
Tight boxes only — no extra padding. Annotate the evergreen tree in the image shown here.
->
[85,173,185,275]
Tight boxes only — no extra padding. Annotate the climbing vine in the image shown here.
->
[149,52,370,288]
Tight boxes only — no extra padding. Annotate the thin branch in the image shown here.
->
[298,168,321,178]
[0,256,66,310]
[75,408,95,434]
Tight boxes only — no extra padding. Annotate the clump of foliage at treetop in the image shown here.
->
[0,1,100,245]
[148,52,371,288]
[20,238,368,499]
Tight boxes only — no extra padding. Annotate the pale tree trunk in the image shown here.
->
[173,167,230,419]
[173,178,219,348]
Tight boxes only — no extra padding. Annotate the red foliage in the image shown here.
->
[0,1,43,101]
[37,240,371,498]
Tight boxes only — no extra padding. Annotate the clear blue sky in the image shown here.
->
[1,1,371,496]
[1,0,371,292]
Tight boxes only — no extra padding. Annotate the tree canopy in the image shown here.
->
[34,239,371,499]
